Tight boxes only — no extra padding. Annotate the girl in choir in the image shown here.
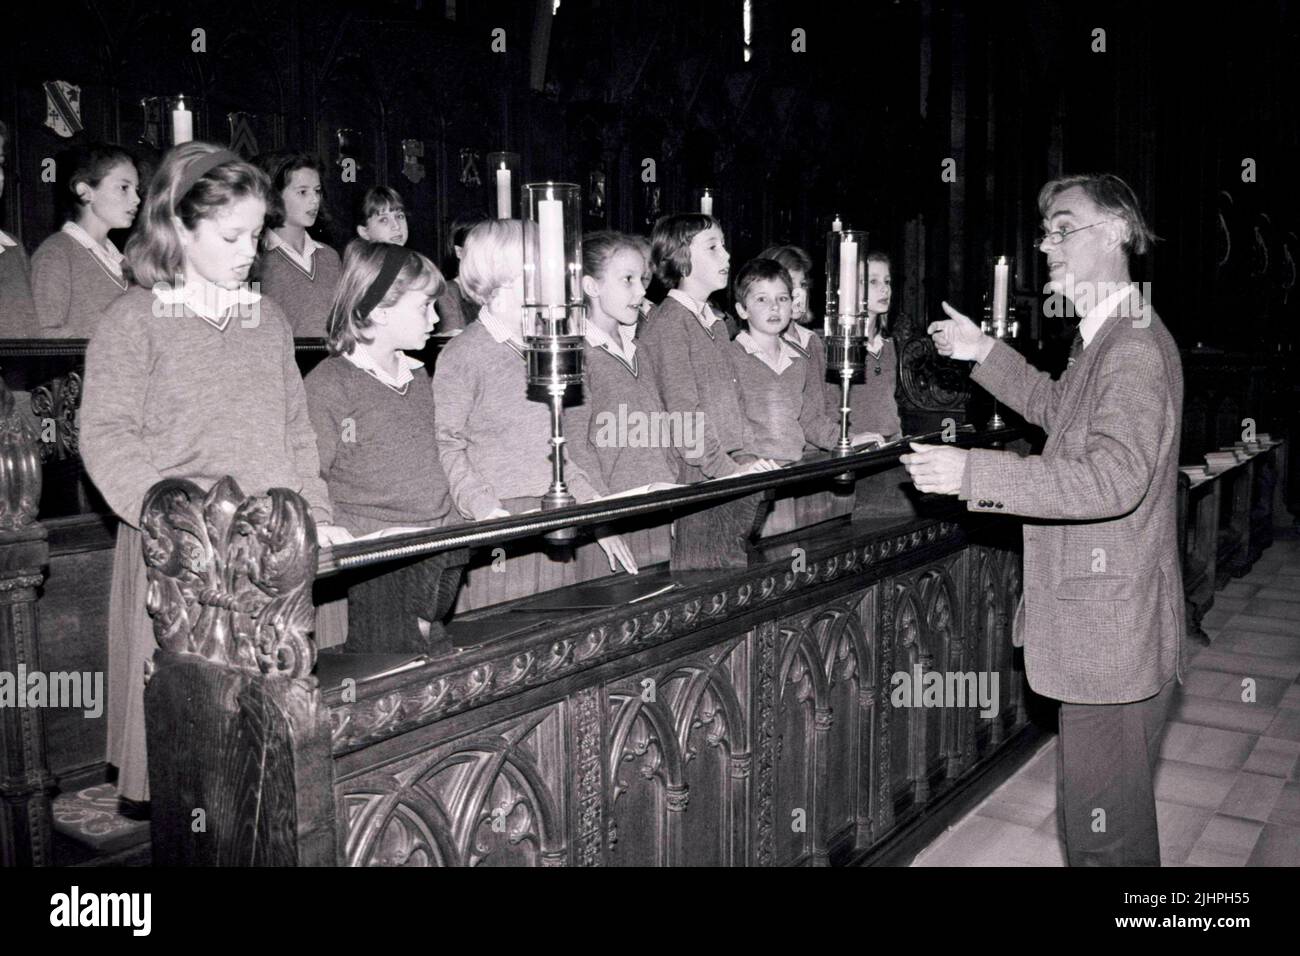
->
[847,251,903,442]
[31,143,139,336]
[80,142,347,814]
[355,185,408,246]
[433,219,636,606]
[304,240,451,539]
[0,120,38,337]
[759,243,837,420]
[631,232,657,319]
[255,152,343,337]
[435,214,486,333]
[564,231,678,567]
[730,258,882,465]
[638,213,778,481]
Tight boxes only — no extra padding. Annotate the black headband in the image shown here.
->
[356,245,412,318]
[173,148,242,211]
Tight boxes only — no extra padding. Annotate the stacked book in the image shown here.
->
[1205,451,1239,474]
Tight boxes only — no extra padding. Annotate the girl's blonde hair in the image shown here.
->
[327,239,444,355]
[124,141,269,290]
[457,219,523,306]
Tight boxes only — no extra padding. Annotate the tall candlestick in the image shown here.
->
[496,164,512,219]
[172,96,193,145]
[700,189,713,216]
[538,194,565,308]
[992,256,1009,322]
[838,237,858,321]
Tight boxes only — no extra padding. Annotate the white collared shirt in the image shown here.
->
[344,347,424,391]
[264,229,324,273]
[62,220,124,277]
[0,229,16,253]
[151,278,262,328]
[1078,282,1140,349]
[667,288,720,329]
[736,330,799,374]
[781,321,815,352]
[585,320,637,364]
[477,304,522,346]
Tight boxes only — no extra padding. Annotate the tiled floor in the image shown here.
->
[912,535,1300,867]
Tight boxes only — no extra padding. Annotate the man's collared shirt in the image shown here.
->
[344,347,424,392]
[62,220,125,279]
[735,329,799,375]
[264,229,325,274]
[1077,282,1139,349]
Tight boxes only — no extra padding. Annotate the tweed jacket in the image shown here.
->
[962,290,1185,704]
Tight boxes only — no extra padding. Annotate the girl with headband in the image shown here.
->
[80,141,346,817]
[303,240,454,648]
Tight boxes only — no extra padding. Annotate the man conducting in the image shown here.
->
[901,173,1184,866]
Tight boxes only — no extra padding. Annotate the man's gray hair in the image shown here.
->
[1038,173,1158,256]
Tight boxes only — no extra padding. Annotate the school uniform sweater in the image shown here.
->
[849,337,903,440]
[80,288,332,529]
[432,319,602,520]
[30,229,130,336]
[732,332,842,464]
[638,293,748,480]
[257,238,343,338]
[563,329,679,495]
[782,321,838,421]
[0,234,39,337]
[304,355,452,536]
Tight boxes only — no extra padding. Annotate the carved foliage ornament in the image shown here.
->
[0,376,42,530]
[140,476,318,678]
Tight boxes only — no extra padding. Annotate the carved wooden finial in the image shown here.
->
[0,374,42,531]
[141,476,319,678]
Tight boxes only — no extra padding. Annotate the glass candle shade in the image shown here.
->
[488,151,521,220]
[522,182,586,384]
[823,229,869,339]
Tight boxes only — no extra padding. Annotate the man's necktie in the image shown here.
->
[1067,329,1084,370]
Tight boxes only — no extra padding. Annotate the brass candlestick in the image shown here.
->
[979,255,1019,430]
[823,229,869,483]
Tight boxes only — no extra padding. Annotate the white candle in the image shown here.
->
[831,215,843,233]
[700,190,713,216]
[838,238,858,322]
[992,257,1009,322]
[495,164,512,220]
[538,196,565,308]
[172,97,193,144]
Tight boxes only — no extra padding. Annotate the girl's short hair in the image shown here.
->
[359,185,405,222]
[257,151,328,229]
[581,230,646,284]
[327,239,444,355]
[457,219,523,306]
[651,213,722,287]
[124,141,269,290]
[55,142,137,223]
[758,244,813,276]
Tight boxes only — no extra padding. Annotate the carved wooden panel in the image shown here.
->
[338,706,567,866]
[605,636,750,866]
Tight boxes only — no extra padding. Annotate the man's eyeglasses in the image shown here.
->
[1036,219,1114,246]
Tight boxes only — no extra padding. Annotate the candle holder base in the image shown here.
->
[540,489,578,544]
[986,411,1007,430]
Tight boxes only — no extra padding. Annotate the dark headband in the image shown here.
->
[356,245,412,318]
[174,149,242,210]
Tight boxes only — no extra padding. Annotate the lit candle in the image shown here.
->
[700,189,713,216]
[172,96,193,145]
[831,215,843,233]
[538,193,565,309]
[495,164,512,220]
[838,237,858,323]
[992,256,1009,323]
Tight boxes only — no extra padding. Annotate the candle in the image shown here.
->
[538,194,565,309]
[838,237,858,322]
[172,96,193,145]
[831,215,843,233]
[992,256,1009,323]
[700,189,713,216]
[495,164,512,220]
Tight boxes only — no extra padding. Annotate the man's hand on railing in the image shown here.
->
[597,533,638,575]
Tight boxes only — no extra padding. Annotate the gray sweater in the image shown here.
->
[731,340,842,464]
[849,338,903,440]
[31,231,130,337]
[80,288,332,528]
[257,243,343,338]
[432,320,602,520]
[304,355,452,536]
[638,296,748,480]
[0,242,39,337]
